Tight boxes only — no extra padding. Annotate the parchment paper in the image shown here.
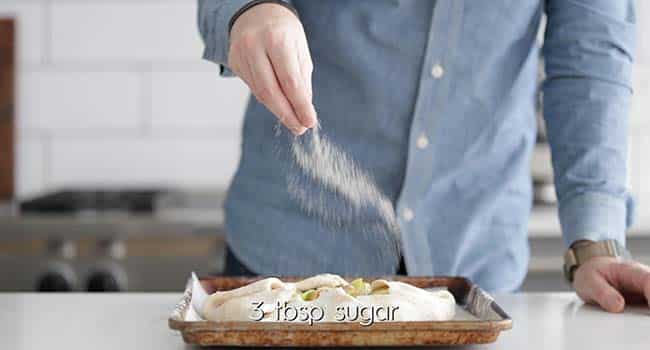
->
[182,273,478,322]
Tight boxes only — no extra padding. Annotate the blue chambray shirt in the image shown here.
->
[198,0,635,292]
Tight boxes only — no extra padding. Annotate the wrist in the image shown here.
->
[570,239,595,249]
[563,239,630,283]
[229,0,299,34]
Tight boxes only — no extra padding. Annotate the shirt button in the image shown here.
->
[402,207,414,222]
[416,134,429,149]
[431,64,444,79]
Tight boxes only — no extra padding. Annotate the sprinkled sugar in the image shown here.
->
[286,124,402,262]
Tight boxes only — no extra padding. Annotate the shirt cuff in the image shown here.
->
[559,192,633,248]
[202,0,296,78]
[201,0,251,69]
[219,64,236,77]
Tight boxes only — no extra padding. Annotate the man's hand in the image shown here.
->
[228,3,317,135]
[574,256,650,312]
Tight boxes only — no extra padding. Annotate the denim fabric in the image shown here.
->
[198,0,636,292]
[222,245,409,276]
[223,246,257,276]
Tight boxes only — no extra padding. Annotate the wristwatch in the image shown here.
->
[563,239,631,283]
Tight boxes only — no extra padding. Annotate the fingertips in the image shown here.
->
[612,262,650,309]
[299,57,317,128]
[297,102,318,129]
[593,283,625,313]
[579,270,625,313]
[248,51,306,135]
[631,264,650,309]
[602,291,625,313]
[292,125,307,136]
[268,39,317,131]
[643,273,650,307]
[634,264,650,309]
[298,50,317,128]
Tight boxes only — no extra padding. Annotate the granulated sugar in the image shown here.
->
[287,125,402,260]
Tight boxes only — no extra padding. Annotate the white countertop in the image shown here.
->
[1,293,647,349]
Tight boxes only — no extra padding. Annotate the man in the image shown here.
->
[198,0,650,312]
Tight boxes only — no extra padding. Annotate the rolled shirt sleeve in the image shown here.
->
[198,0,251,66]
[542,0,636,247]
[197,0,294,76]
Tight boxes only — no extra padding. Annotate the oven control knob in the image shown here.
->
[36,272,73,292]
[86,271,120,292]
[86,265,127,292]
[36,263,77,292]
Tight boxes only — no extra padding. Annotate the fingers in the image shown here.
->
[268,38,317,128]
[298,41,315,124]
[248,49,307,135]
[575,269,625,313]
[229,47,256,91]
[612,262,650,308]
[226,3,316,135]
[592,274,625,312]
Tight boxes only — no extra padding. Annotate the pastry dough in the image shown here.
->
[208,286,297,322]
[202,277,292,321]
[201,274,456,323]
[292,273,348,291]
[356,280,455,321]
[278,287,362,322]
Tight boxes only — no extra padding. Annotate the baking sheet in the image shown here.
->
[169,274,511,347]
[184,272,477,322]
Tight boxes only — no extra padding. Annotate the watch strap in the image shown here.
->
[564,239,630,283]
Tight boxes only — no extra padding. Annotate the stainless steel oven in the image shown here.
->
[0,189,227,292]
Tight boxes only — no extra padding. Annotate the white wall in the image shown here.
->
[630,0,650,220]
[1,0,649,222]
[1,0,250,198]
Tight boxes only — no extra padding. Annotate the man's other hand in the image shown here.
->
[229,3,317,136]
[574,256,650,312]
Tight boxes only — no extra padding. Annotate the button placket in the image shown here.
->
[402,207,415,222]
[396,0,462,276]
[430,64,444,79]
[416,134,429,149]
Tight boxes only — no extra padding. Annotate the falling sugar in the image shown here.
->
[286,124,402,263]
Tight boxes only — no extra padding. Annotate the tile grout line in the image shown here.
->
[139,63,153,137]
[18,127,243,142]
[18,60,214,73]
[42,0,52,66]
[41,131,52,192]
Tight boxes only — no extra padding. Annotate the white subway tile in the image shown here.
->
[629,129,650,220]
[0,2,44,63]
[15,134,47,199]
[51,2,203,62]
[637,0,650,65]
[49,136,241,188]
[150,60,220,72]
[629,133,639,196]
[629,130,650,194]
[150,71,249,131]
[19,70,141,131]
[630,64,650,127]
